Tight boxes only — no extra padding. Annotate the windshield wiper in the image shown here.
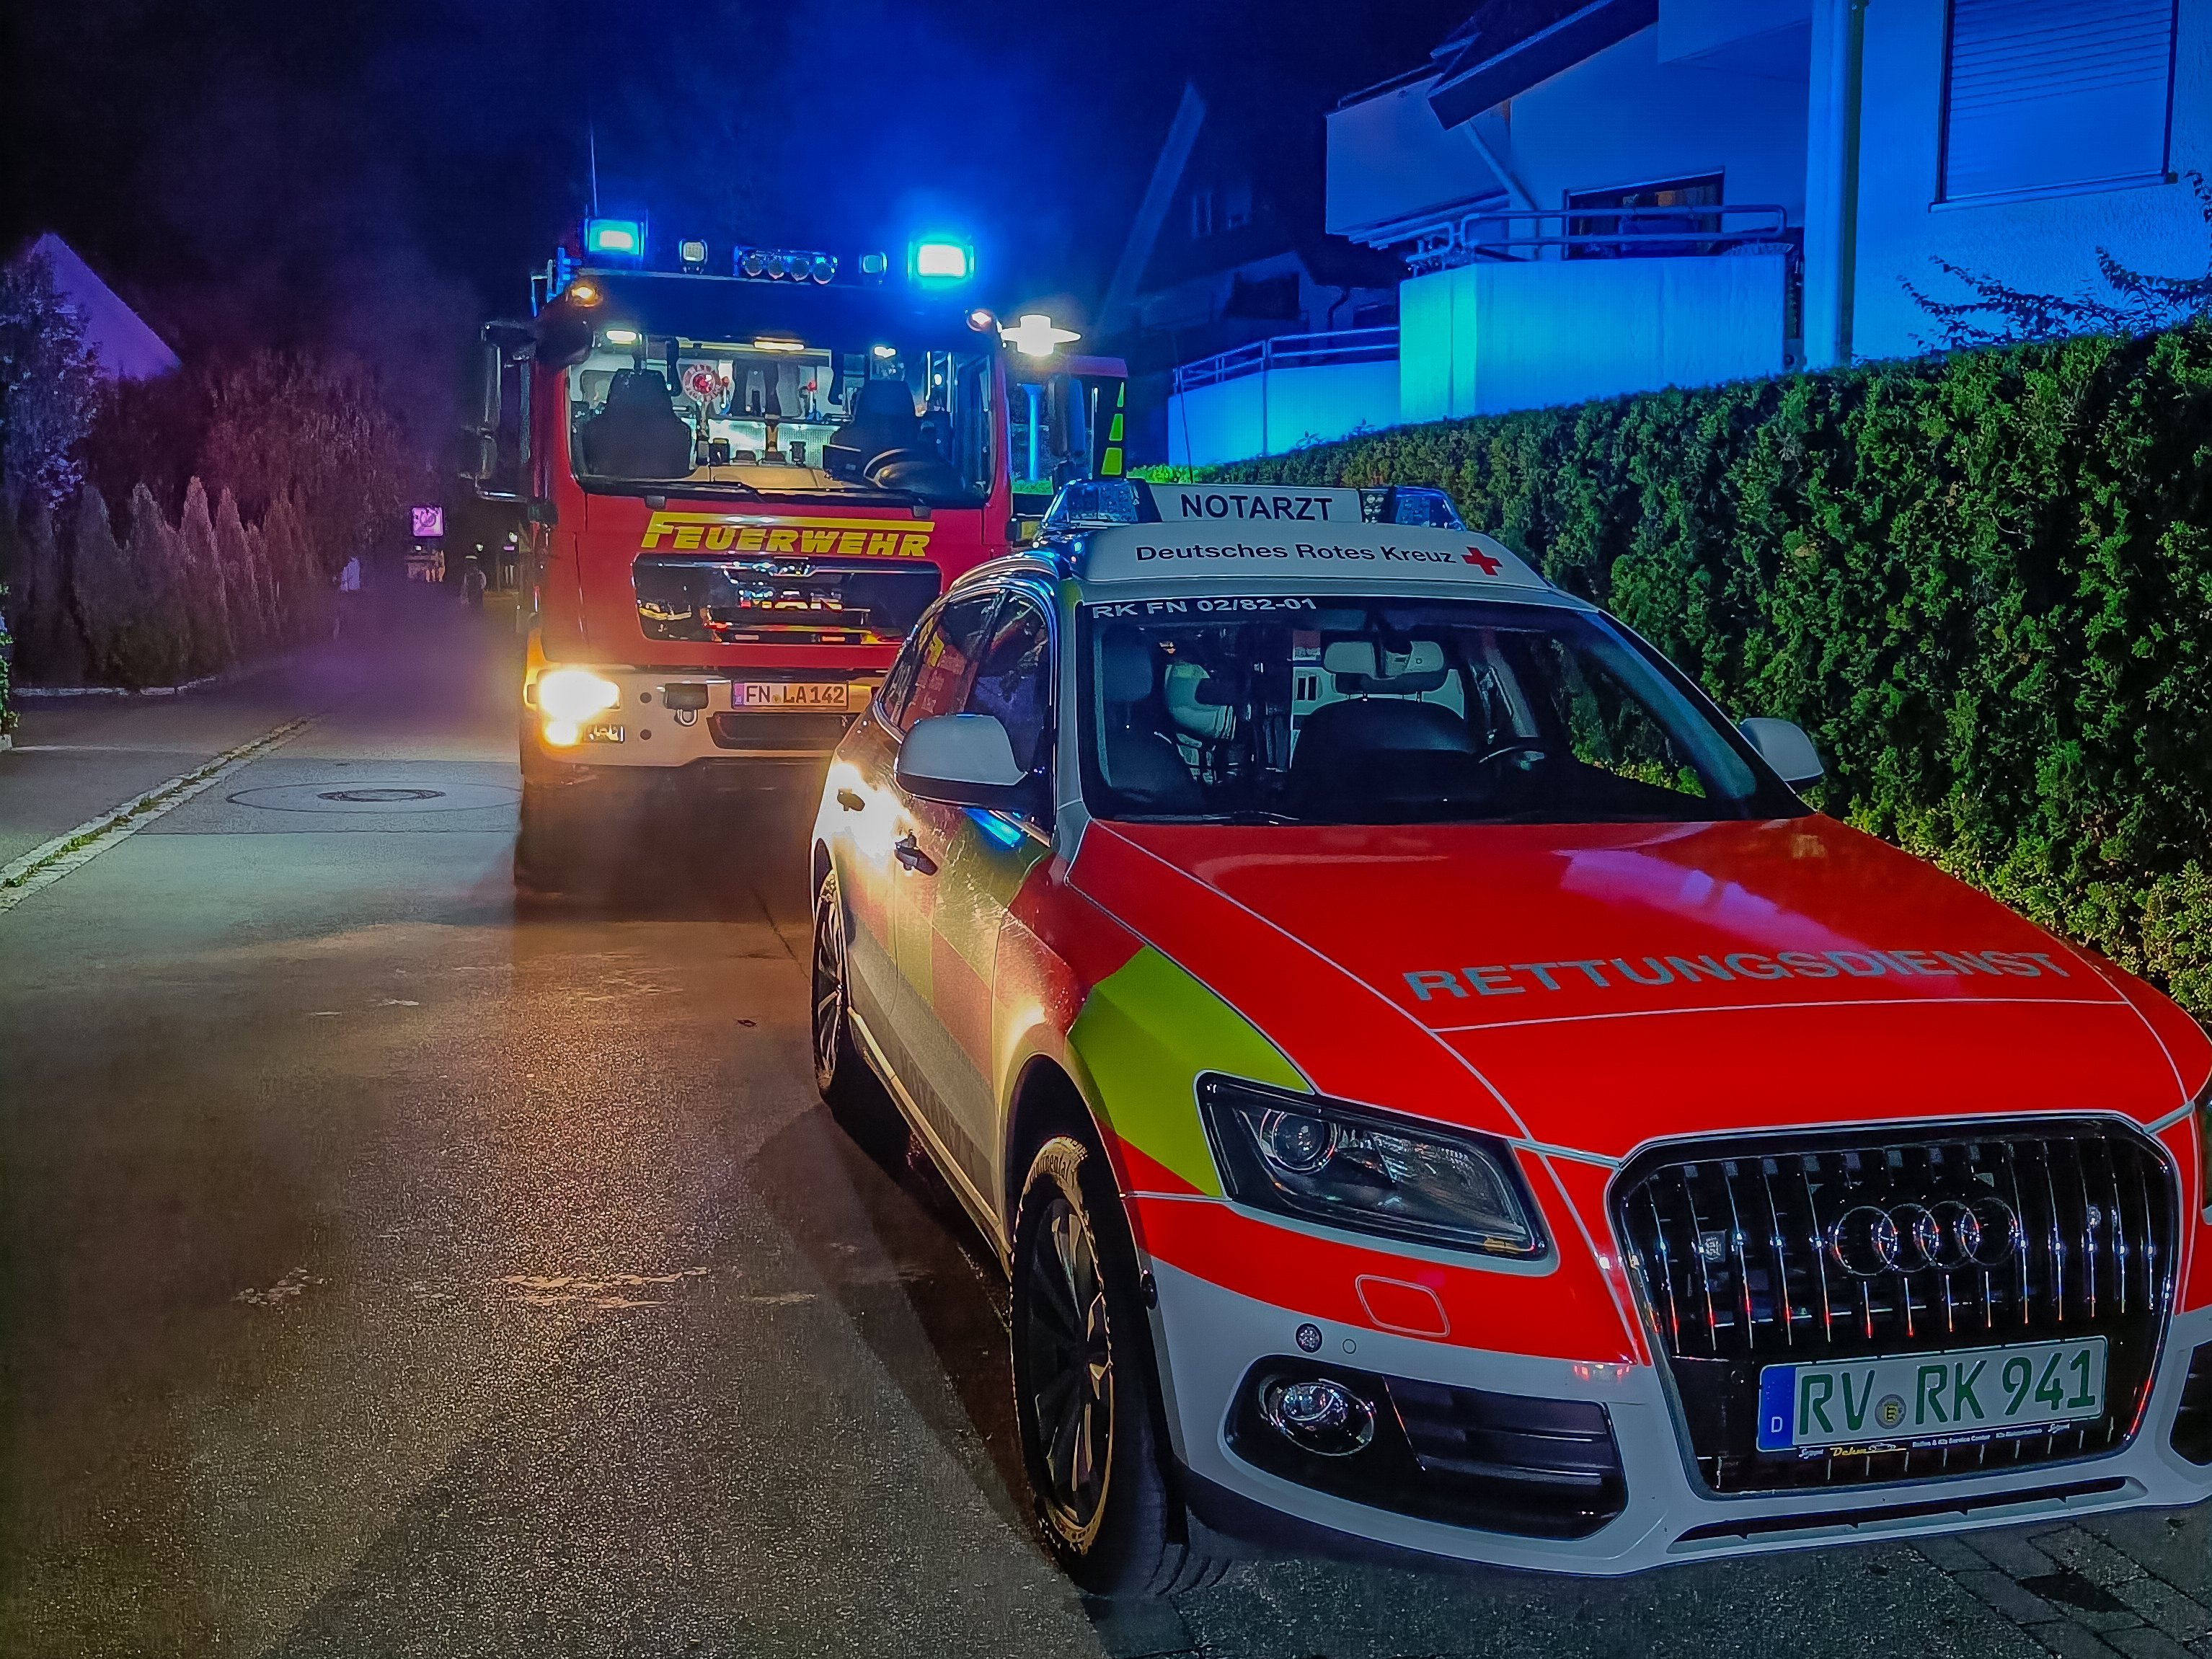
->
[586,473,764,500]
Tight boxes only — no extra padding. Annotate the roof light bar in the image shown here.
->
[910,238,973,285]
[734,246,838,283]
[583,217,645,259]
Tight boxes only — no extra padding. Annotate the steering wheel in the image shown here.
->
[862,447,938,482]
[1474,741,1547,769]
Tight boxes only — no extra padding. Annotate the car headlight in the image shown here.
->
[1198,1076,1545,1257]
[536,667,621,723]
[2197,1075,2212,1213]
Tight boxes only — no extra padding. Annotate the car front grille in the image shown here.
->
[1609,1120,2176,1494]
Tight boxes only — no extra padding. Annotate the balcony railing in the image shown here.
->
[1172,327,1400,394]
[1402,203,1793,275]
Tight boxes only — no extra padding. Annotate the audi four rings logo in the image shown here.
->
[1825,1195,2025,1277]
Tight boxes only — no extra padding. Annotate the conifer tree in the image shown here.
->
[213,485,264,658]
[122,482,188,685]
[245,521,278,647]
[267,492,326,642]
[176,477,233,674]
[10,501,86,684]
[70,487,138,684]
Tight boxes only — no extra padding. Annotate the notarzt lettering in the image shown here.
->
[1176,490,1345,522]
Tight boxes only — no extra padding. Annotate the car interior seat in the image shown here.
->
[1098,630,1206,813]
[577,368,694,479]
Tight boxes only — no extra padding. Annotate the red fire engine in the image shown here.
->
[466,221,1120,886]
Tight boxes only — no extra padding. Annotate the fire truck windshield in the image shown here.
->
[567,337,991,507]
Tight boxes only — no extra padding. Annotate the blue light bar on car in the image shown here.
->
[584,217,645,257]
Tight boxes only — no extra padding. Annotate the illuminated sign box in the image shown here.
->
[410,505,446,539]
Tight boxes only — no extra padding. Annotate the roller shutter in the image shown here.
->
[1942,0,2175,200]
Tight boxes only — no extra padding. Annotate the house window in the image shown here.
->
[1942,0,2175,200]
[1563,174,1722,259]
[1224,180,1254,230]
[1188,188,1216,240]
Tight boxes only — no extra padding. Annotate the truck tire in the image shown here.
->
[1012,1132,1226,1596]
[514,779,584,893]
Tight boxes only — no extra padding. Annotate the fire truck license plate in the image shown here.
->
[1756,1335,2106,1452]
[737,682,849,710]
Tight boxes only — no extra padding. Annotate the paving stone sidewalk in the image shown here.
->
[1916,1509,2212,1659]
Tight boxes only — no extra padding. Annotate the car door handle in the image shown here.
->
[836,788,865,813]
[893,835,937,876]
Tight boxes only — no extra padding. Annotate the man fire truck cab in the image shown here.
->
[465,221,1118,887]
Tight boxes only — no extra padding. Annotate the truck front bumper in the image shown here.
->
[523,665,880,768]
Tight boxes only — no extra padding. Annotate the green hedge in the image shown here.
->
[1141,324,2212,1020]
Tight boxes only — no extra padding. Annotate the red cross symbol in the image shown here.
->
[1461,544,1501,575]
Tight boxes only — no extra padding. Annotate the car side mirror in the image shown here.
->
[1739,717,1825,789]
[896,714,1034,810]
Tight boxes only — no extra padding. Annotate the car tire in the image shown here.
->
[1011,1131,1226,1596]
[810,867,877,1121]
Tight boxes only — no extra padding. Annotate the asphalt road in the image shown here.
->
[4,604,2210,1659]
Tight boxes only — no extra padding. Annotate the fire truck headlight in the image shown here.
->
[542,719,582,748]
[536,668,621,724]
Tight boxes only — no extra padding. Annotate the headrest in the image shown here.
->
[604,368,674,410]
[1296,695,1474,756]
[1321,640,1376,677]
[1099,630,1156,703]
[1321,638,1444,679]
[851,379,919,423]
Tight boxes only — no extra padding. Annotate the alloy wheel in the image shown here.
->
[811,875,847,1091]
[1022,1192,1115,1539]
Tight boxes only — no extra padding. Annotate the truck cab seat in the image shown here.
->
[578,368,694,480]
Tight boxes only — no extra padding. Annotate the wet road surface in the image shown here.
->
[3,609,2208,1658]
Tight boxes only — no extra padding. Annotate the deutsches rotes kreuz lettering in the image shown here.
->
[1401,949,2074,1002]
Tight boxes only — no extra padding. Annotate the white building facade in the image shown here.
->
[1262,0,2211,446]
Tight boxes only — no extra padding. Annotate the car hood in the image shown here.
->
[1069,815,2209,1162]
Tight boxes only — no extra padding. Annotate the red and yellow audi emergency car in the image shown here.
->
[807,479,2212,1593]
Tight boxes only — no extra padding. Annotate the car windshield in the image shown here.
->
[566,337,991,506]
[1079,595,1795,825]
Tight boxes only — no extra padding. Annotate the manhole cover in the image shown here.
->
[228,781,521,815]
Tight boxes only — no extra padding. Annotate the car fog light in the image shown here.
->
[542,718,582,747]
[1260,1375,1376,1456]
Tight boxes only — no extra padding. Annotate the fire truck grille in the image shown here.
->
[1609,1120,2176,1494]
[635,557,939,645]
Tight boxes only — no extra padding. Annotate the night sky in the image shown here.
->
[5,1,1461,429]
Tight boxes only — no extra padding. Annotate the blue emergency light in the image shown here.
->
[910,238,973,284]
[584,217,645,259]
